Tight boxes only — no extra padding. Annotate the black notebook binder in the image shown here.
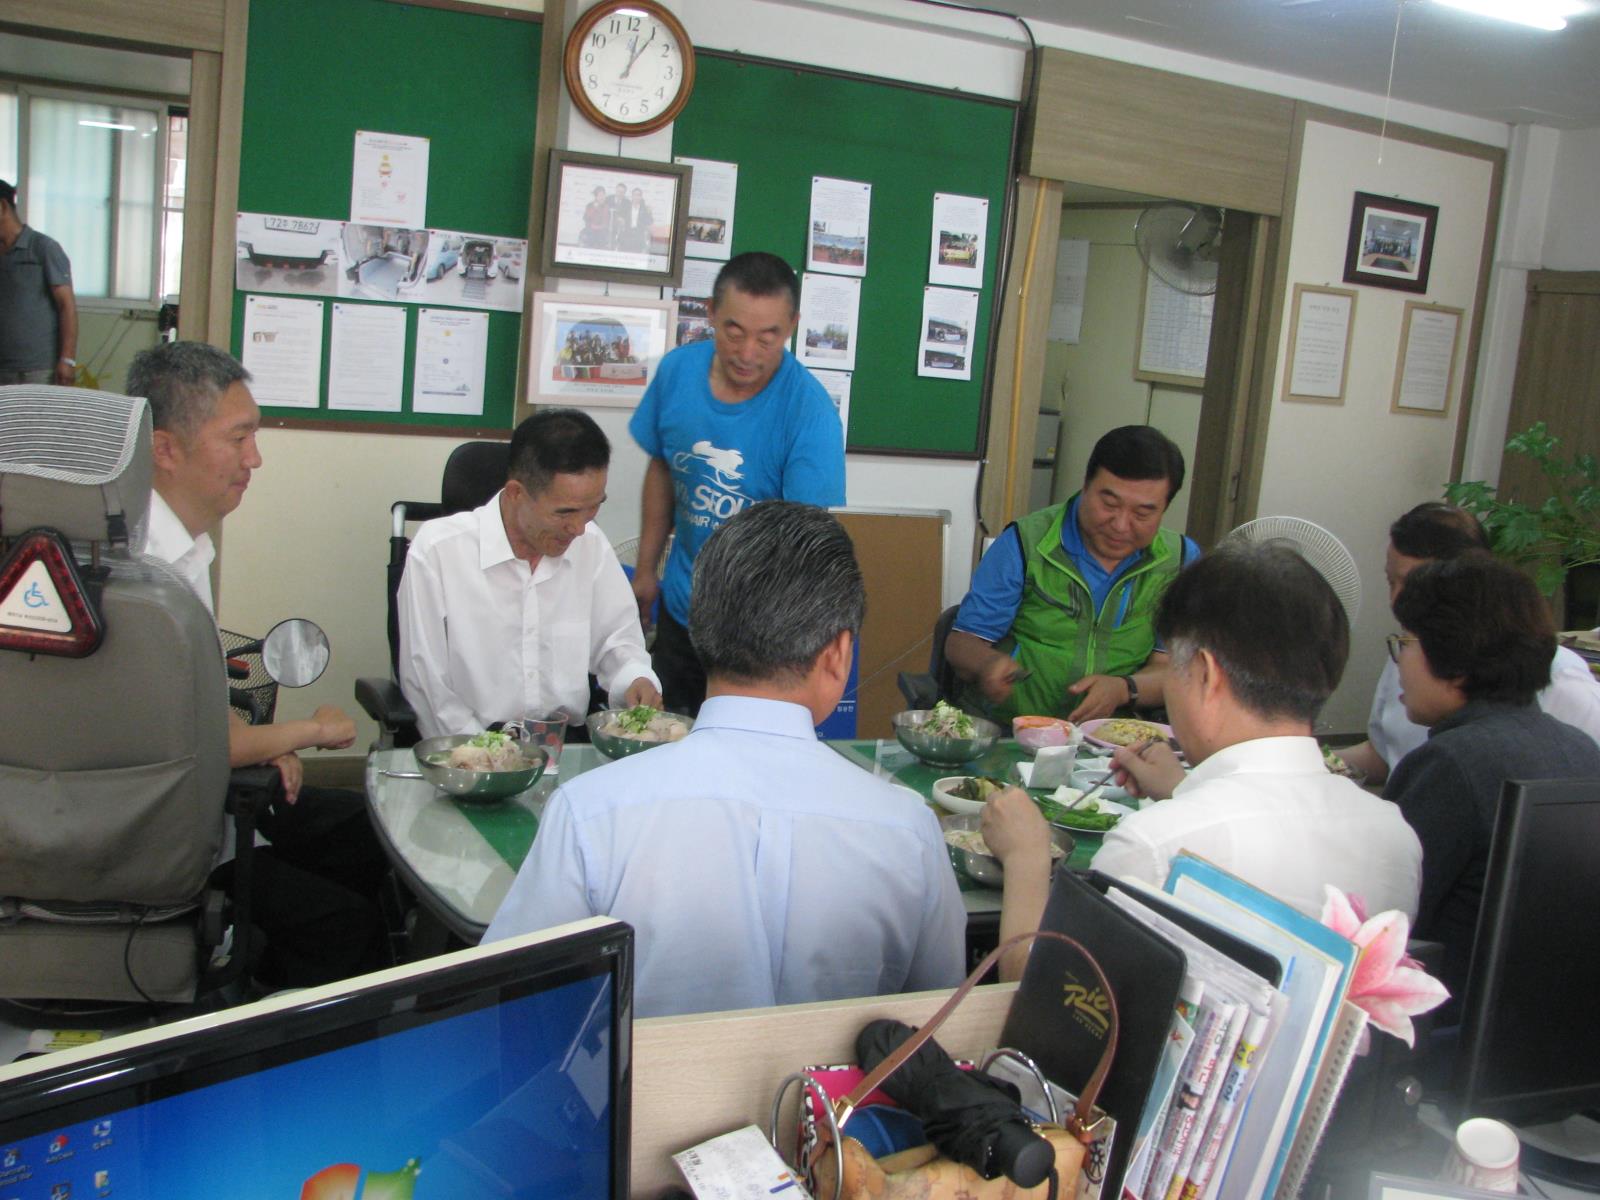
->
[1086,869,1284,988]
[999,869,1187,1198]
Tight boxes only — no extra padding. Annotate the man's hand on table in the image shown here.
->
[1111,740,1184,800]
[631,570,660,632]
[981,786,1054,873]
[1065,673,1132,723]
[313,704,357,751]
[623,676,662,708]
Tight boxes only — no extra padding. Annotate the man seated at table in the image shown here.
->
[398,408,660,739]
[484,501,1041,1018]
[945,424,1200,725]
[1335,501,1600,786]
[1004,540,1422,922]
[129,341,388,987]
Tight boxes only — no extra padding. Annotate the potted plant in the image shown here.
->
[1445,422,1600,629]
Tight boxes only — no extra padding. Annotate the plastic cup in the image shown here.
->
[514,712,569,775]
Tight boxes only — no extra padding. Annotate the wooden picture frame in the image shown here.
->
[1282,283,1357,404]
[1391,301,1463,417]
[1343,191,1439,294]
[527,292,676,409]
[539,150,692,286]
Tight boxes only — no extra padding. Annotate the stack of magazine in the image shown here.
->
[1002,854,1368,1200]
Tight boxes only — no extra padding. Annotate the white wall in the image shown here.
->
[1542,127,1600,271]
[1256,120,1496,734]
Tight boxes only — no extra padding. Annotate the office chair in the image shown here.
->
[0,385,276,1005]
[354,439,509,748]
[896,604,962,710]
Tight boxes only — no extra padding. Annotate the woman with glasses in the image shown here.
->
[1382,552,1600,1001]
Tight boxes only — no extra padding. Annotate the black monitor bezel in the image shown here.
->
[0,919,633,1197]
[1452,777,1600,1126]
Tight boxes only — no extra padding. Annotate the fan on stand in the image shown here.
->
[1134,202,1224,296]
[1223,516,1363,630]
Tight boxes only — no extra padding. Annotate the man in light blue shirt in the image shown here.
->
[485,502,976,1018]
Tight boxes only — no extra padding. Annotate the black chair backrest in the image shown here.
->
[929,604,962,702]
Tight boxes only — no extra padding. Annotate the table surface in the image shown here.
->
[365,738,1105,941]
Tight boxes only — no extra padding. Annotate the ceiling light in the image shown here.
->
[1429,0,1585,30]
[78,119,136,131]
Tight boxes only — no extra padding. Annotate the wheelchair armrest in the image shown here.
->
[356,676,416,730]
[207,764,283,992]
[897,671,939,711]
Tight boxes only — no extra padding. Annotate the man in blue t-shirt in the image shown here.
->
[629,252,846,713]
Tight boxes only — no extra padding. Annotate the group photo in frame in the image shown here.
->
[527,292,676,408]
[540,150,692,286]
[1343,191,1439,294]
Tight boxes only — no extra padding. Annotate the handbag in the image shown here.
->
[771,930,1120,1200]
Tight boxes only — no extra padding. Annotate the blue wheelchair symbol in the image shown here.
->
[23,581,48,608]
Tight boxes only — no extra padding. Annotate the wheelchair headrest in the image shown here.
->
[0,385,153,550]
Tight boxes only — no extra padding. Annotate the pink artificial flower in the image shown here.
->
[1320,885,1450,1049]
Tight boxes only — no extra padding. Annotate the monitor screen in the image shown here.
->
[1454,778,1600,1126]
[0,917,632,1200]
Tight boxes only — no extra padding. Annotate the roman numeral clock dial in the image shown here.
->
[563,1,697,137]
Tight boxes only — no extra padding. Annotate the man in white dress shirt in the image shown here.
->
[485,501,1000,1018]
[397,408,660,739]
[1091,541,1422,919]
[128,341,387,987]
[1336,502,1600,786]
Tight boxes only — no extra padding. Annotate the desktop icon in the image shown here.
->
[50,1184,71,1200]
[2,1147,17,1168]
[94,1170,110,1190]
[47,1136,67,1155]
[91,1121,111,1140]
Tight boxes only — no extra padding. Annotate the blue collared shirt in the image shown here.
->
[953,497,1199,643]
[484,695,966,1017]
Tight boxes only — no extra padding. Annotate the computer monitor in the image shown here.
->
[1453,777,1600,1128]
[0,916,632,1199]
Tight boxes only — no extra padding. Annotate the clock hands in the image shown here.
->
[619,27,656,80]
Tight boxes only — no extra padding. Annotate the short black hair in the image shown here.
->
[127,341,252,440]
[0,180,14,210]
[508,409,610,496]
[1388,501,1489,560]
[1084,425,1186,502]
[1393,552,1553,706]
[712,251,800,314]
[1157,540,1348,721]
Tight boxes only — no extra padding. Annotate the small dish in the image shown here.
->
[931,775,1003,816]
[1012,715,1077,755]
[1079,717,1176,753]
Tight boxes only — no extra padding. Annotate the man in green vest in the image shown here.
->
[945,425,1199,724]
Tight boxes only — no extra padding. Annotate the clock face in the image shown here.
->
[566,3,695,136]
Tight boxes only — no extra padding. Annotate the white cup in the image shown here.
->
[1440,1117,1520,1193]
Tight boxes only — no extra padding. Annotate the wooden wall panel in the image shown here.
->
[1500,272,1600,505]
[1024,48,1294,217]
[3,0,224,53]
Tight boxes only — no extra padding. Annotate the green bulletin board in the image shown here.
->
[672,54,1017,457]
[233,0,539,431]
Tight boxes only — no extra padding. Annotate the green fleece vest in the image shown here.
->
[993,502,1184,722]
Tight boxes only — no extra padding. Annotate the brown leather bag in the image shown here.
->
[783,931,1119,1200]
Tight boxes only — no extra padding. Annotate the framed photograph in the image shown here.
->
[1343,191,1439,294]
[1392,301,1464,417]
[527,292,676,409]
[540,150,692,286]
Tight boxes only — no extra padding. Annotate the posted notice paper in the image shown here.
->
[413,308,489,416]
[1050,238,1089,344]
[328,302,407,412]
[918,286,980,382]
[676,156,737,261]
[806,176,871,278]
[811,369,852,449]
[241,295,324,409]
[351,130,429,229]
[796,273,862,373]
[928,192,989,289]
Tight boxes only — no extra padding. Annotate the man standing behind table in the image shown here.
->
[0,180,78,386]
[128,341,388,986]
[1091,541,1422,919]
[946,425,1199,724]
[488,502,1047,1018]
[629,251,845,714]
[398,408,660,740]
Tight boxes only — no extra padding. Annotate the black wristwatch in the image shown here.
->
[1120,675,1139,706]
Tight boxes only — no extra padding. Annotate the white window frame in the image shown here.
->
[5,80,172,312]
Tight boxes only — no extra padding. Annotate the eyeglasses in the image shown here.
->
[1385,633,1419,663]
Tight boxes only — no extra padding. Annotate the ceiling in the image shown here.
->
[975,0,1600,129]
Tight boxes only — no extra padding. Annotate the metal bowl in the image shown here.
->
[892,709,1001,766]
[586,709,695,761]
[939,812,1073,887]
[410,735,547,804]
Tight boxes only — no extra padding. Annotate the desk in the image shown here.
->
[365,738,1097,947]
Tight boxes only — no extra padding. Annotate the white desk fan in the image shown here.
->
[1222,516,1362,629]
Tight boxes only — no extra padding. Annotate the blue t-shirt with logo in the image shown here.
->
[629,340,846,624]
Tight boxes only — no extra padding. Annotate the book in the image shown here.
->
[1272,1001,1368,1199]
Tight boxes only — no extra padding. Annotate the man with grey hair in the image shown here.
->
[127,340,388,987]
[487,501,1010,1018]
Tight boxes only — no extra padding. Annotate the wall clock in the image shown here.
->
[564,1,696,137]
